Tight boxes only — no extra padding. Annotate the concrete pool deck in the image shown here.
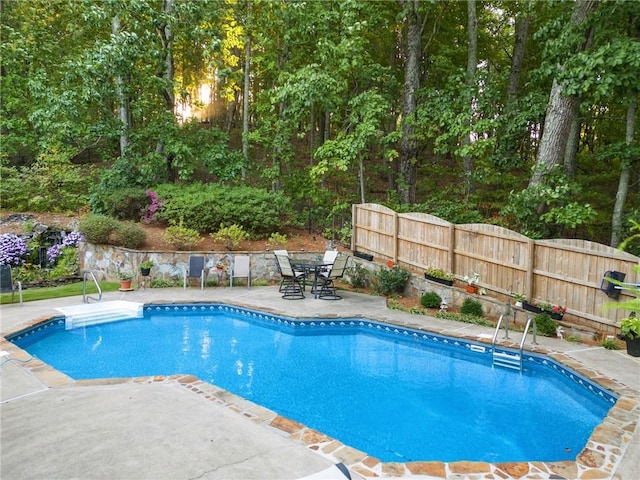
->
[1,286,639,479]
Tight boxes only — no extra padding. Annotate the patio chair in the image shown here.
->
[230,255,251,288]
[183,256,206,290]
[317,253,349,300]
[0,265,23,305]
[274,252,306,299]
[321,249,339,273]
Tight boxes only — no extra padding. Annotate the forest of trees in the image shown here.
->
[1,0,638,251]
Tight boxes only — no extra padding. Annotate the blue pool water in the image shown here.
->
[10,304,615,463]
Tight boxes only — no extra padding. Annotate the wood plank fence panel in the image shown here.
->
[352,204,640,331]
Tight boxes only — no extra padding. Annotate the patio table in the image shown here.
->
[290,259,332,299]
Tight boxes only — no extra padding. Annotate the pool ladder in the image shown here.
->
[491,315,534,371]
[82,270,102,304]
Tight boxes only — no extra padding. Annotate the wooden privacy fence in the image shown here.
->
[352,203,639,330]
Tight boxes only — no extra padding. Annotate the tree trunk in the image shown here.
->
[462,0,478,195]
[156,0,176,181]
[611,97,637,247]
[397,0,425,204]
[242,24,250,182]
[506,9,530,103]
[564,103,580,179]
[112,15,129,157]
[528,0,598,189]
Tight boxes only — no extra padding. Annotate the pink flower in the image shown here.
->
[553,305,559,314]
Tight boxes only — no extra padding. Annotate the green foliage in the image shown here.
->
[420,291,442,309]
[501,168,596,238]
[79,215,120,244]
[620,316,640,340]
[150,277,180,288]
[534,313,557,337]
[460,298,484,317]
[345,263,369,289]
[375,265,411,296]
[425,267,454,281]
[435,311,494,327]
[211,224,248,251]
[48,247,78,278]
[88,187,149,221]
[267,232,288,249]
[155,183,293,235]
[112,222,146,250]
[1,163,92,212]
[601,337,620,350]
[163,217,202,251]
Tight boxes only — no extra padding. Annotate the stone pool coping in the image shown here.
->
[2,299,639,479]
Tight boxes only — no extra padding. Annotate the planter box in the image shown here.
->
[624,337,640,357]
[522,302,564,320]
[353,250,373,261]
[465,285,479,294]
[424,273,454,286]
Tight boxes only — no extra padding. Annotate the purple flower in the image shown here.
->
[141,190,165,224]
[47,244,63,264]
[62,230,84,248]
[0,233,28,266]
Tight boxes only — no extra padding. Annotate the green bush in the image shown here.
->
[267,232,288,249]
[79,215,120,244]
[534,313,557,337]
[345,263,369,288]
[112,222,146,249]
[211,224,248,250]
[90,187,149,221]
[49,247,78,278]
[163,218,202,250]
[420,291,442,309]
[375,265,411,296]
[155,183,293,235]
[461,298,483,317]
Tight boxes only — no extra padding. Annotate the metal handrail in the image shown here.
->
[82,270,102,304]
[491,315,534,372]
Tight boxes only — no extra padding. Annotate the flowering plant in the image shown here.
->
[215,260,227,270]
[463,272,480,286]
[46,230,84,264]
[0,233,28,266]
[141,190,165,224]
[529,299,567,316]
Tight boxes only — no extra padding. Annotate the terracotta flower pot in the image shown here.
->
[119,280,132,290]
[465,285,478,294]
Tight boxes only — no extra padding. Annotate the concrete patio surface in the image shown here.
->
[1,286,639,479]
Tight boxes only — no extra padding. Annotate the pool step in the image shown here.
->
[56,301,144,330]
[492,350,522,370]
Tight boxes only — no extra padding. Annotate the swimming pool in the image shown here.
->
[10,303,616,463]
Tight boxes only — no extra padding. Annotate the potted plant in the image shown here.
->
[463,272,480,294]
[513,293,526,308]
[618,316,640,357]
[140,260,154,277]
[424,266,454,286]
[522,299,566,320]
[215,260,227,271]
[119,271,133,290]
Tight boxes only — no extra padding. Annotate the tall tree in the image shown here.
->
[529,0,598,189]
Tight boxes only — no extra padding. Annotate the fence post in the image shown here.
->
[448,224,456,277]
[393,211,399,264]
[351,204,357,252]
[526,238,535,301]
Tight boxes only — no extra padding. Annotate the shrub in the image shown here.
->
[155,183,293,235]
[375,265,411,296]
[79,215,120,244]
[163,218,202,250]
[111,222,146,249]
[534,313,557,337]
[49,247,78,278]
[267,232,288,249]
[461,298,483,317]
[211,224,248,250]
[345,263,369,288]
[421,291,442,309]
[0,233,28,266]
